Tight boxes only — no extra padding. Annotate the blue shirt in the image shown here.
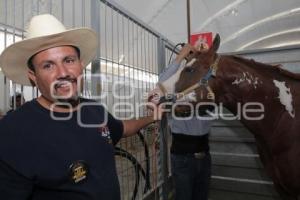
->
[159,61,212,136]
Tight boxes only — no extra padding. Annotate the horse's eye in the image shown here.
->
[184,67,194,73]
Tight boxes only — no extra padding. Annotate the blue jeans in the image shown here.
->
[171,152,211,200]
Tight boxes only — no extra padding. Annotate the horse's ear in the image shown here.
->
[211,33,220,52]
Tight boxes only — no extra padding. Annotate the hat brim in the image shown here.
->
[0,28,98,86]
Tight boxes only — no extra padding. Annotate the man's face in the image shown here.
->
[28,46,84,103]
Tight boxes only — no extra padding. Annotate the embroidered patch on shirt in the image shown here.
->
[98,126,112,144]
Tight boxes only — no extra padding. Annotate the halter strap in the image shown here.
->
[200,55,220,84]
[211,55,220,77]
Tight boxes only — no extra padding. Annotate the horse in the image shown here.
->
[149,35,300,200]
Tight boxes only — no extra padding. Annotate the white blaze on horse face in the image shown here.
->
[186,58,197,67]
[232,72,262,89]
[273,80,295,118]
[160,64,186,93]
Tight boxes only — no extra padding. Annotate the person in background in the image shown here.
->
[7,92,25,113]
[157,43,212,200]
[0,14,162,200]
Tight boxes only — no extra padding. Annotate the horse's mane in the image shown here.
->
[230,55,300,80]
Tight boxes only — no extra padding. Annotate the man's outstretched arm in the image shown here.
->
[122,104,164,137]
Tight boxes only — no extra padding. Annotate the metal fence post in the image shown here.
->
[90,0,101,98]
[157,37,170,200]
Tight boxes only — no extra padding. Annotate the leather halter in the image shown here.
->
[175,55,221,102]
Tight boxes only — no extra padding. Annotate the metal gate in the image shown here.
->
[0,0,177,199]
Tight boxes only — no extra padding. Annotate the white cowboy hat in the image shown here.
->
[0,14,98,86]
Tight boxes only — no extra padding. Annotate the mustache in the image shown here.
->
[54,77,77,89]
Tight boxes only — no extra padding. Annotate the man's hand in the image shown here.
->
[147,87,163,106]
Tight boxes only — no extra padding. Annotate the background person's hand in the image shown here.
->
[175,44,197,64]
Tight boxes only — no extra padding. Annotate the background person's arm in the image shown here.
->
[159,44,196,82]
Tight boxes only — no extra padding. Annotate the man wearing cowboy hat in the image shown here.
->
[0,14,162,199]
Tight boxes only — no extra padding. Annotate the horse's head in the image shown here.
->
[147,43,199,105]
[175,34,221,104]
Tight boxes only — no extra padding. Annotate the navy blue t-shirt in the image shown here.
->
[0,99,123,200]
